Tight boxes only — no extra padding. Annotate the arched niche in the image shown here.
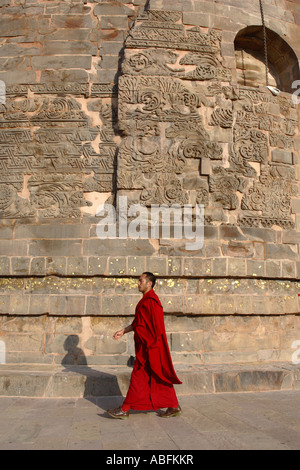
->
[234,25,300,93]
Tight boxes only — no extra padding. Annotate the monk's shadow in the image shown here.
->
[61,335,125,414]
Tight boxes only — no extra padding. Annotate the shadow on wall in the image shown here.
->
[61,335,123,399]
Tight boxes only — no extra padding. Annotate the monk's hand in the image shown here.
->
[113,328,125,340]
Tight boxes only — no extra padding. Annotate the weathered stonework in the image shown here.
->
[0,0,299,369]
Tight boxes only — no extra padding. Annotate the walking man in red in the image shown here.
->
[107,272,182,419]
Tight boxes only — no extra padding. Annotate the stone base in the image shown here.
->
[0,363,299,398]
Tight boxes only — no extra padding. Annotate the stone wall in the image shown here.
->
[1,313,300,366]
[0,0,300,367]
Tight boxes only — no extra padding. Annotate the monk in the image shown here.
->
[107,272,182,419]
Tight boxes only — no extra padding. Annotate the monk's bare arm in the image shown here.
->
[113,324,133,340]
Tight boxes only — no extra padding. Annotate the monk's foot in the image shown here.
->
[159,405,182,418]
[107,406,129,419]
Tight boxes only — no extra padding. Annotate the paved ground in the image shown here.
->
[0,390,300,450]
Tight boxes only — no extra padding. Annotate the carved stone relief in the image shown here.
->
[0,84,117,218]
[118,10,228,209]
[118,10,299,229]
[0,8,298,229]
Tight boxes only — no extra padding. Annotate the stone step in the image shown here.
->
[0,363,299,398]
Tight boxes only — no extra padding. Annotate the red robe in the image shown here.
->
[123,289,182,411]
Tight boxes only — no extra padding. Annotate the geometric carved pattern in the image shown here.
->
[118,10,227,207]
[0,87,116,218]
[0,8,298,229]
[118,10,299,228]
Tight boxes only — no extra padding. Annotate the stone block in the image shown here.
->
[183,257,204,276]
[266,261,281,278]
[44,41,97,56]
[101,16,129,29]
[171,352,203,364]
[99,55,120,70]
[159,0,194,11]
[159,295,183,313]
[50,14,97,28]
[94,3,135,16]
[282,261,296,278]
[145,257,167,275]
[174,369,214,395]
[15,224,90,239]
[0,70,36,84]
[11,257,30,275]
[182,12,212,27]
[291,198,300,213]
[88,257,108,275]
[31,55,92,70]
[54,316,83,335]
[214,369,288,393]
[67,258,88,276]
[128,256,146,275]
[201,278,231,295]
[220,225,246,241]
[219,295,236,314]
[85,296,101,316]
[85,336,126,355]
[0,240,27,256]
[115,278,138,294]
[46,257,67,275]
[123,294,140,315]
[9,295,29,315]
[6,333,43,353]
[97,69,119,82]
[268,296,286,315]
[0,257,10,275]
[40,69,89,83]
[0,374,50,397]
[84,354,129,366]
[284,295,299,314]
[211,258,227,277]
[29,295,49,315]
[157,279,183,295]
[297,261,300,279]
[66,296,86,316]
[29,240,82,257]
[205,243,221,258]
[265,244,298,260]
[99,41,124,55]
[0,226,13,239]
[100,29,125,42]
[186,279,200,294]
[165,314,212,332]
[247,260,265,277]
[0,296,9,314]
[235,295,254,315]
[282,230,300,243]
[107,257,126,275]
[102,295,124,315]
[227,258,246,276]
[30,258,46,276]
[202,295,220,315]
[45,373,85,397]
[272,149,294,164]
[183,295,202,314]
[49,296,67,316]
[83,239,155,256]
[171,332,204,352]
[222,241,254,258]
[0,16,38,37]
